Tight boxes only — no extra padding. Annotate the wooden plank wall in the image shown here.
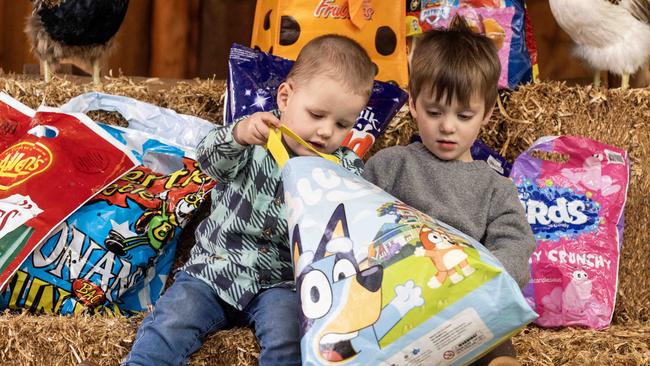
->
[1,1,34,75]
[527,0,586,83]
[0,0,648,86]
[0,0,157,76]
[0,0,256,79]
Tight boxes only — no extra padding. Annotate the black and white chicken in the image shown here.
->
[25,0,129,85]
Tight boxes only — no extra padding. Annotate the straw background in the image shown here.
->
[0,75,648,365]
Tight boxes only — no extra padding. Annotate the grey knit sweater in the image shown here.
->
[363,142,535,288]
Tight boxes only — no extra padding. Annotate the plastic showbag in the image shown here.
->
[406,0,533,89]
[225,43,408,158]
[0,93,217,315]
[0,94,35,151]
[0,93,138,291]
[511,136,629,329]
[250,0,408,86]
[266,126,536,365]
[60,92,215,155]
[470,139,512,177]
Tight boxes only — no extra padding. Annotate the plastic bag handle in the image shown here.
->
[60,92,214,152]
[518,136,575,168]
[265,125,340,168]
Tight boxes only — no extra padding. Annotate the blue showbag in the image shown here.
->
[225,43,408,158]
[470,139,512,177]
[282,156,536,365]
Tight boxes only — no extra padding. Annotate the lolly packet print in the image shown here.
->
[511,136,629,329]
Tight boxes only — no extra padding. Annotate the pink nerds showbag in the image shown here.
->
[510,136,629,329]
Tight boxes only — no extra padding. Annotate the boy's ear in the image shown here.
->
[277,82,292,113]
[408,94,418,120]
[481,104,495,126]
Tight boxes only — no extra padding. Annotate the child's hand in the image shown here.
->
[233,112,281,146]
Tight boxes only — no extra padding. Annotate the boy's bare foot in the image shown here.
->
[487,356,522,366]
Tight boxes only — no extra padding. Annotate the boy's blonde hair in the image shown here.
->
[287,34,375,98]
[409,16,501,115]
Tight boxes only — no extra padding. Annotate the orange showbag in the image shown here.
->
[251,0,408,86]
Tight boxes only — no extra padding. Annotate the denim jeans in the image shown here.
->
[121,271,301,366]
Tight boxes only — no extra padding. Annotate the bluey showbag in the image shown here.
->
[266,127,536,365]
[511,136,629,329]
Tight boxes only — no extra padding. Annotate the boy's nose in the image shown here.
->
[439,118,455,133]
[317,124,333,138]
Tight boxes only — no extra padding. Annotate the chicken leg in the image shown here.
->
[92,59,101,86]
[621,73,630,90]
[42,60,50,83]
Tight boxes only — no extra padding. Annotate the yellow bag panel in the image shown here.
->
[252,0,408,86]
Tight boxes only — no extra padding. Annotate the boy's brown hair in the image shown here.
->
[409,16,501,115]
[287,34,375,98]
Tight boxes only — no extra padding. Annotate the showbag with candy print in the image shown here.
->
[511,136,629,329]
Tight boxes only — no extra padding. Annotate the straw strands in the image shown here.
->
[0,75,648,365]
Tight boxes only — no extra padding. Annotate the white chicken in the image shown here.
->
[549,0,650,89]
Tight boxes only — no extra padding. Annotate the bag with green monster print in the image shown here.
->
[0,94,217,316]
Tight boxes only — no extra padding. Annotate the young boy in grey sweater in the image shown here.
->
[362,18,535,366]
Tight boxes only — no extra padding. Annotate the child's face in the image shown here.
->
[277,76,367,155]
[410,90,493,162]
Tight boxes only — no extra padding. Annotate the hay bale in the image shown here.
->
[513,323,650,365]
[1,312,648,366]
[1,75,649,364]
[0,311,258,366]
[0,74,226,125]
[488,83,650,324]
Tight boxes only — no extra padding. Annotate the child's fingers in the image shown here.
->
[236,113,278,145]
[253,122,270,144]
[260,113,281,128]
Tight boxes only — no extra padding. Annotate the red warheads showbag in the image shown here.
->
[0,93,137,289]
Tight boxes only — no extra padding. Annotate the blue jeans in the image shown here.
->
[121,271,301,366]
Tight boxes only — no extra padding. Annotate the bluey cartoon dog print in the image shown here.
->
[292,203,424,364]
